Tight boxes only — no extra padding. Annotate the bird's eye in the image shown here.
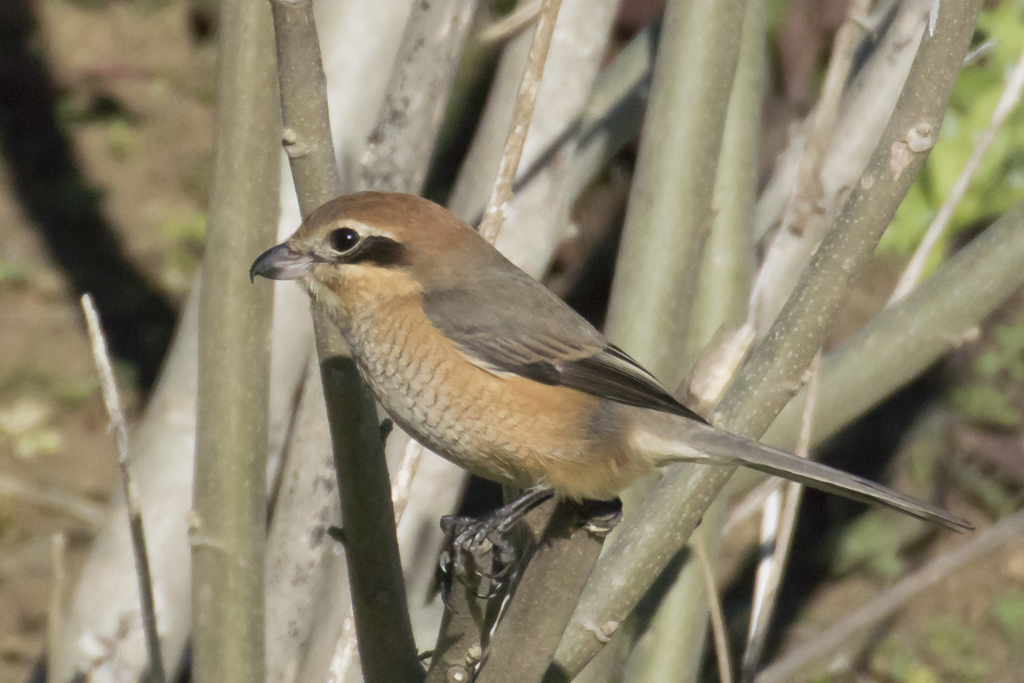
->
[329,228,360,253]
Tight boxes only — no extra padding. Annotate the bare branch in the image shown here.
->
[360,0,477,194]
[623,0,764,677]
[763,201,1024,450]
[604,0,749,392]
[0,474,105,528]
[751,0,930,324]
[478,0,564,243]
[270,0,342,213]
[475,502,611,683]
[269,1,425,680]
[755,508,1024,683]
[427,1,621,677]
[82,294,166,683]
[749,0,870,334]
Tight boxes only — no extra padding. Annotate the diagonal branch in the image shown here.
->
[548,3,984,679]
[478,0,564,243]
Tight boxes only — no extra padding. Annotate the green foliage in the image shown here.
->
[831,512,906,577]
[873,637,939,683]
[161,209,207,272]
[879,1,1024,267]
[107,119,134,161]
[952,313,1024,428]
[990,588,1024,647]
[0,261,31,290]
[924,615,990,682]
[952,384,1022,426]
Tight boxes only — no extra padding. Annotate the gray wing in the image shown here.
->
[421,265,705,423]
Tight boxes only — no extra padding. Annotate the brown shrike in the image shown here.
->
[250,192,969,532]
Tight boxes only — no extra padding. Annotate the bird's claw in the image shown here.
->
[438,486,555,603]
[439,513,517,598]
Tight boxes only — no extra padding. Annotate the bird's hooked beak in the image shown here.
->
[249,243,315,283]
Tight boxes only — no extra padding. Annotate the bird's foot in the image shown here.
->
[439,486,555,599]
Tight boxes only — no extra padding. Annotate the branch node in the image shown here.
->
[906,122,937,152]
[446,664,471,682]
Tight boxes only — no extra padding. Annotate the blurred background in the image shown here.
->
[1,0,1024,681]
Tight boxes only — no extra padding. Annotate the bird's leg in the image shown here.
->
[572,497,623,537]
[439,486,555,593]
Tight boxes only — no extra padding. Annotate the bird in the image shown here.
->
[250,191,971,533]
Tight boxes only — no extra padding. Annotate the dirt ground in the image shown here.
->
[0,1,1022,683]
[0,1,212,680]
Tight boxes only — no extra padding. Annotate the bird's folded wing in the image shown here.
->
[421,266,703,421]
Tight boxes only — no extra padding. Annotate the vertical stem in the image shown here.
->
[686,0,764,368]
[191,0,280,680]
[622,1,763,679]
[270,0,342,213]
[269,2,423,681]
[604,0,749,392]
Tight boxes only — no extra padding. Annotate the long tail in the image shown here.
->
[631,411,972,532]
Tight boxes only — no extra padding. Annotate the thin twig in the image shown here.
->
[477,0,542,44]
[780,0,869,239]
[478,0,564,243]
[755,508,1024,683]
[0,473,105,527]
[723,479,778,536]
[48,532,66,683]
[82,294,166,683]
[749,0,869,334]
[694,531,733,683]
[391,440,424,525]
[889,43,1024,305]
[742,352,820,681]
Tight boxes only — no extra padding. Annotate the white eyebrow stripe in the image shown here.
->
[344,220,401,241]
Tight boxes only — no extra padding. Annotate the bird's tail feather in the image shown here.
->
[633,413,972,532]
